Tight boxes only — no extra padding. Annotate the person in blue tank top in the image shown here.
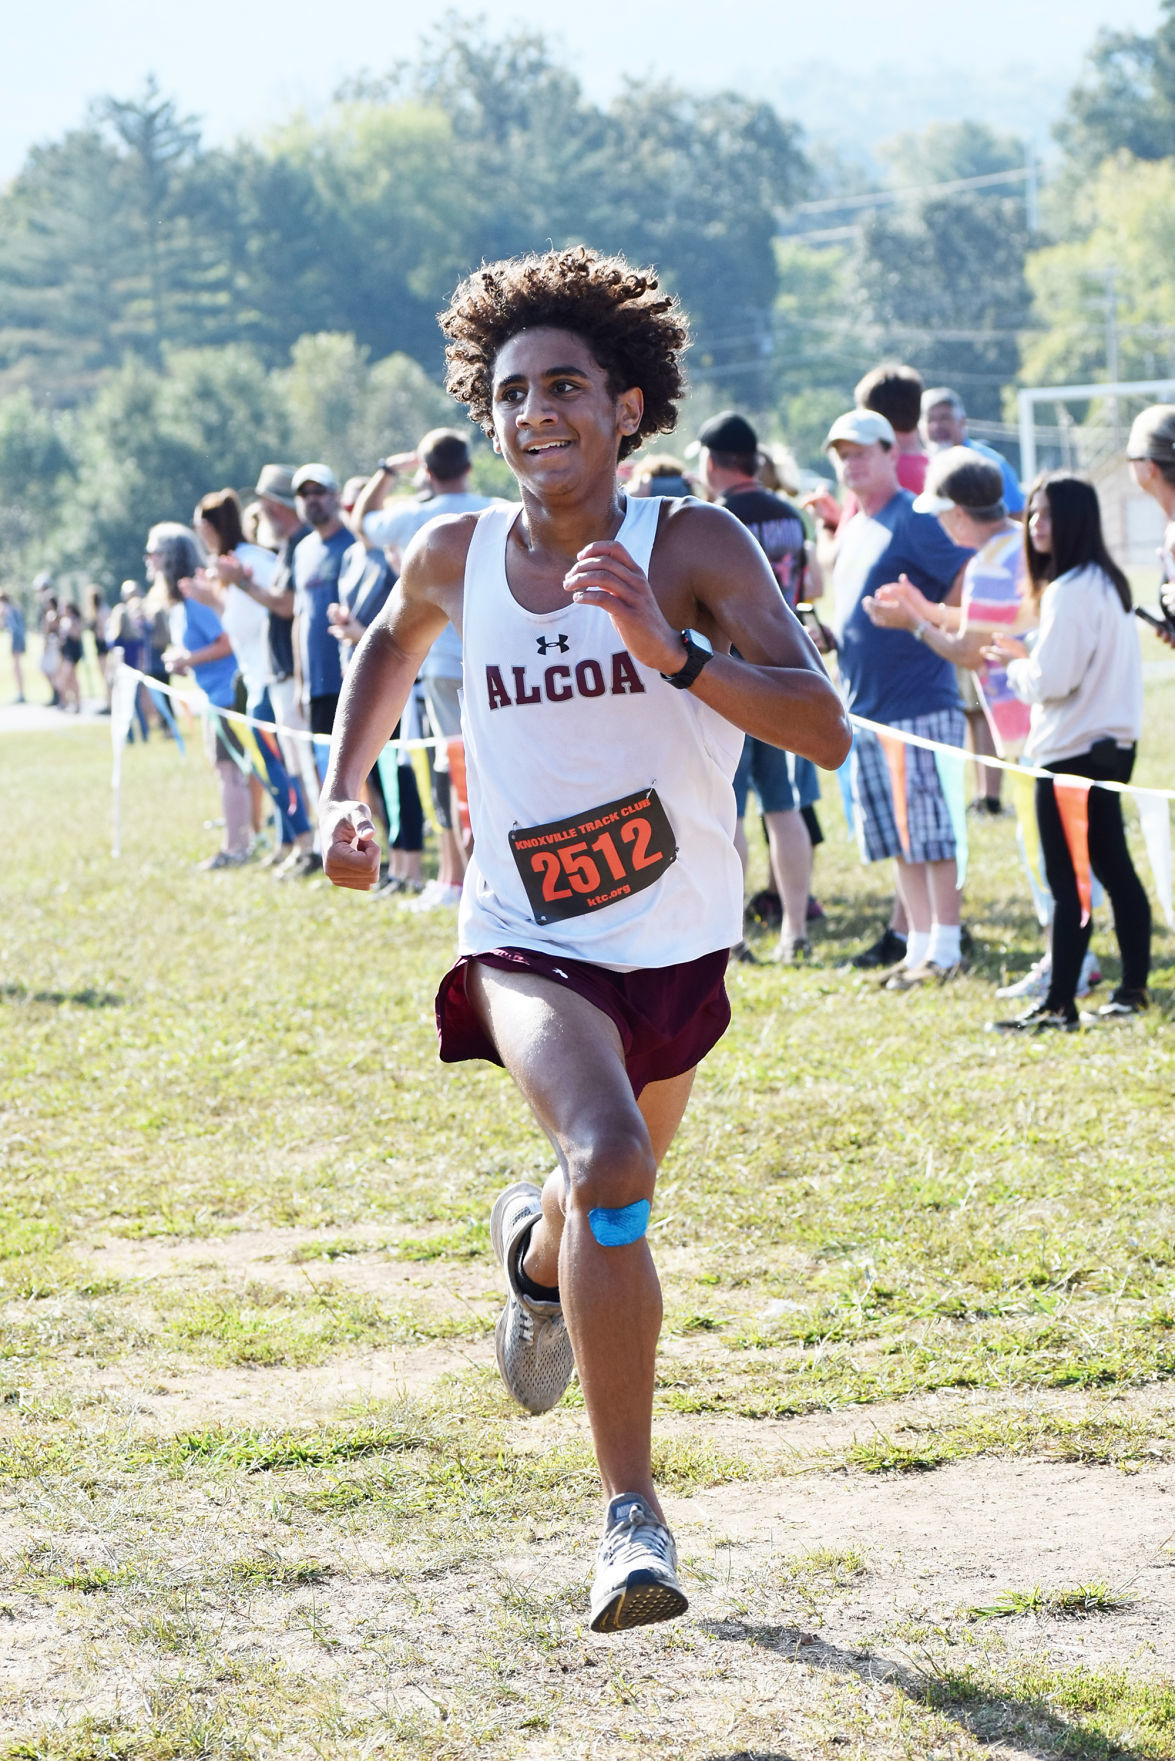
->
[317,246,850,1636]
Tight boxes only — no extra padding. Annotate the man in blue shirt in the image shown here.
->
[825,409,971,985]
[291,463,353,748]
[921,387,1025,516]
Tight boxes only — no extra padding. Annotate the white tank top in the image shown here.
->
[456,496,744,969]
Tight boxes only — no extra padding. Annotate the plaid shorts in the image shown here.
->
[851,709,966,864]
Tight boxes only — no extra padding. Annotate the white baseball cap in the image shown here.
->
[291,462,339,494]
[823,410,896,452]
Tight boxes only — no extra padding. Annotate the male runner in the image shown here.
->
[319,246,850,1633]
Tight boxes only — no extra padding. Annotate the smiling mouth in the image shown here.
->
[524,440,573,455]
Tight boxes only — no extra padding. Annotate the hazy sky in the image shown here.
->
[2,0,1162,179]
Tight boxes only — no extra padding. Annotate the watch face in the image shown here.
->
[683,628,713,654]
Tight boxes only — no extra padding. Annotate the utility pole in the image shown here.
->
[1103,265,1121,451]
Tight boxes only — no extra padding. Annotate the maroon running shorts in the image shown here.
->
[435,945,731,1097]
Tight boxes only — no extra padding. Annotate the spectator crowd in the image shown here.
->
[4,365,1173,1032]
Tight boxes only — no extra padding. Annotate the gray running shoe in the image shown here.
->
[589,1494,688,1634]
[489,1180,574,1415]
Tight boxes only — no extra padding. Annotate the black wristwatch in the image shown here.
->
[377,458,398,475]
[660,629,714,690]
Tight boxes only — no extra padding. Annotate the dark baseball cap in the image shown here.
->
[697,411,759,455]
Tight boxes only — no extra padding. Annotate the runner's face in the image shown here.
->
[490,328,643,492]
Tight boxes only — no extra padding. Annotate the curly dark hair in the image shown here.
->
[440,246,689,462]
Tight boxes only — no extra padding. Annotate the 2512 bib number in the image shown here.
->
[508,787,678,925]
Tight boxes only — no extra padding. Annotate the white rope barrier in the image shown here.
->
[848,713,1175,803]
[106,661,1172,928]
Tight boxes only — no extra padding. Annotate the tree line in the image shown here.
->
[3,9,1175,591]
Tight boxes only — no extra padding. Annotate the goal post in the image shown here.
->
[1017,377,1175,571]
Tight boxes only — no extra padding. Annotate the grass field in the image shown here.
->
[2,670,1174,1760]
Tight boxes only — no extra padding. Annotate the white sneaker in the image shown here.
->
[489,1181,574,1415]
[589,1494,688,1634]
[402,879,463,912]
[996,951,1102,1001]
[995,956,1049,1000]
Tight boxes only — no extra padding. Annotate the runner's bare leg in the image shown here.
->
[468,963,696,1522]
[527,1065,695,1286]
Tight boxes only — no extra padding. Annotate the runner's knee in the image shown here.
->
[564,1127,656,1227]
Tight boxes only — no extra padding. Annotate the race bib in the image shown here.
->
[509,787,678,925]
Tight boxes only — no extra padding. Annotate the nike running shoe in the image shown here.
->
[489,1181,574,1415]
[589,1494,688,1634]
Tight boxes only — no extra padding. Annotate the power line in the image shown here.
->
[792,164,1031,218]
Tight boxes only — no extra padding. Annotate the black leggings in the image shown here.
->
[1036,741,1151,1009]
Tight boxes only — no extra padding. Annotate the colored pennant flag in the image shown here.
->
[1006,767,1050,923]
[836,747,855,834]
[312,732,331,784]
[932,746,969,887]
[236,718,273,789]
[146,685,185,754]
[1136,796,1174,932]
[446,737,471,841]
[876,731,909,857]
[410,746,437,832]
[1007,768,1040,882]
[1053,777,1092,926]
[375,744,402,846]
[214,709,253,777]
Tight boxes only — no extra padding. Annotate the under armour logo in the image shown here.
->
[536,634,569,655]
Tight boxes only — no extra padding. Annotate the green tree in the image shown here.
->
[387,19,603,266]
[259,101,477,370]
[1023,154,1175,390]
[0,82,231,397]
[851,192,1030,421]
[599,82,805,405]
[277,333,452,481]
[876,120,1027,188]
[0,392,75,588]
[0,127,138,399]
[369,18,806,403]
[98,80,226,365]
[1057,0,1175,169]
[58,345,285,588]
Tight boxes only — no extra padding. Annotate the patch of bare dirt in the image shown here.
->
[4,1455,1173,1759]
[83,1223,500,1304]
[671,1456,1175,1675]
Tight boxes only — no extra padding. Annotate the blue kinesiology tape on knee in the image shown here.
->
[588,1198,651,1247]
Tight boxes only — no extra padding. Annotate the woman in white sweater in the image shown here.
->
[986,474,1150,1031]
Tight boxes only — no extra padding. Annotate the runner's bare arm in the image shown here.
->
[319,515,471,889]
[563,503,852,768]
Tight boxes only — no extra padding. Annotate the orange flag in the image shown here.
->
[1053,777,1092,926]
[446,737,472,841]
[877,732,909,857]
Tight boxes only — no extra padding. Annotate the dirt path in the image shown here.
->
[7,1224,1175,1757]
